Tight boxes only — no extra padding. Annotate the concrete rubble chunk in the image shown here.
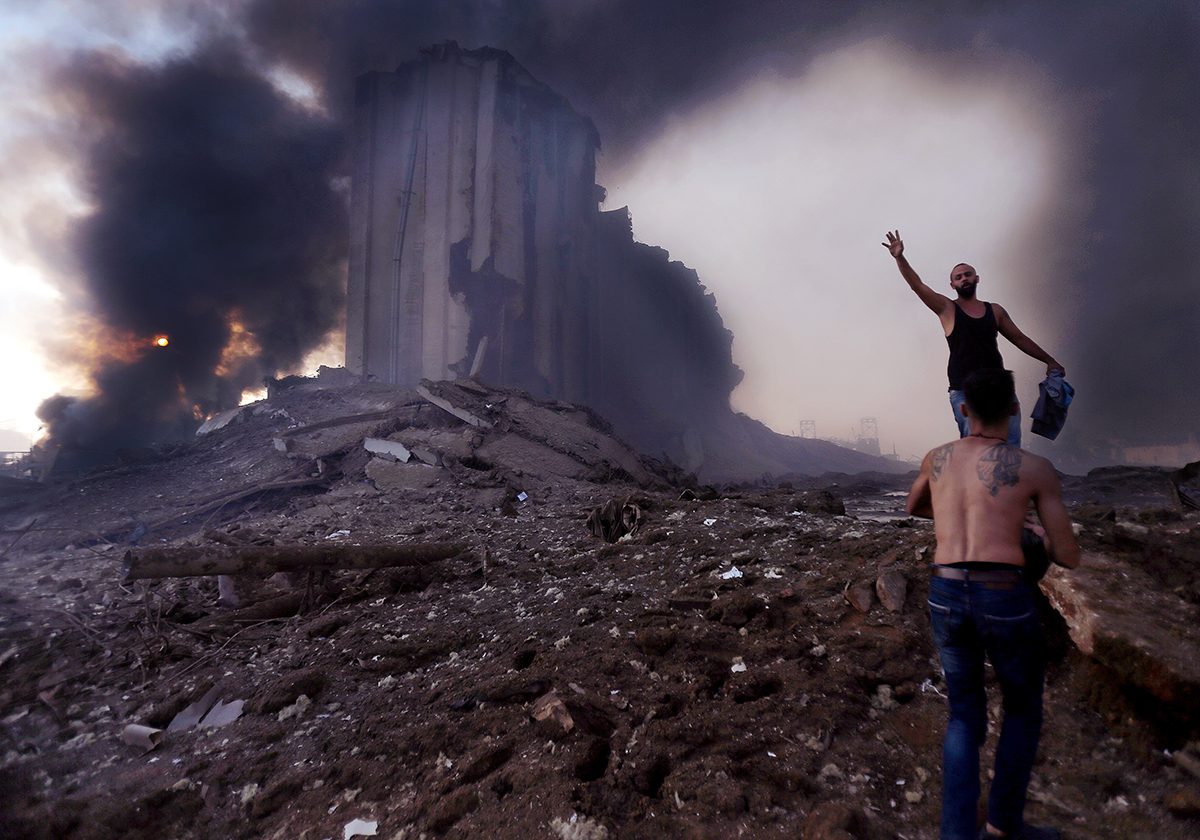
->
[845,581,874,613]
[364,437,411,462]
[197,405,250,435]
[416,382,491,429]
[366,459,441,491]
[875,569,908,612]
[530,691,574,739]
[1041,552,1200,723]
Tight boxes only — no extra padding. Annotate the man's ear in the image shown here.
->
[959,403,969,418]
[1010,399,1020,417]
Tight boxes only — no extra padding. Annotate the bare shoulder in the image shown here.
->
[1020,449,1063,488]
[928,441,955,480]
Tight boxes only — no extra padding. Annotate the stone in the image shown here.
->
[876,569,907,612]
[530,691,574,738]
[1164,782,1200,818]
[1040,553,1200,724]
[845,581,874,612]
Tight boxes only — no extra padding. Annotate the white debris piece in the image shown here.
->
[343,818,378,839]
[363,438,411,462]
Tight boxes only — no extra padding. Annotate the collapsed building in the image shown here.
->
[348,42,897,481]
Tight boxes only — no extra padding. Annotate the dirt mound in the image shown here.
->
[1,382,1199,839]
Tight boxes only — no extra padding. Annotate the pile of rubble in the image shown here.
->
[1,379,1199,840]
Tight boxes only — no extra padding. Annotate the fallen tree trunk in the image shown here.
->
[123,542,467,581]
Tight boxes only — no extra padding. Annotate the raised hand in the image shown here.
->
[882,230,904,258]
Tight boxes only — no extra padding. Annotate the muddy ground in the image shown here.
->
[1,383,1199,840]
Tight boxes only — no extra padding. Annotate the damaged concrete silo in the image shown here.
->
[347,42,601,399]
[348,42,899,480]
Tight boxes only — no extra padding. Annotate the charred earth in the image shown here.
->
[2,380,1200,840]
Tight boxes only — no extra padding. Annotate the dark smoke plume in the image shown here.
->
[39,41,346,452]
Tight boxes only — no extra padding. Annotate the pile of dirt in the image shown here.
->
[1,380,1199,840]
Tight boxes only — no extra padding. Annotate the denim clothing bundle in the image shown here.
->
[1030,371,1073,441]
[928,574,1045,840]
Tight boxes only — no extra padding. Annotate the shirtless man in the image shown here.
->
[906,368,1080,840]
[883,230,1064,445]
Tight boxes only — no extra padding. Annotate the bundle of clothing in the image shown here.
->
[1030,370,1074,440]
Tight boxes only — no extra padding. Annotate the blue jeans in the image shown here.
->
[928,577,1045,840]
[949,389,1021,446]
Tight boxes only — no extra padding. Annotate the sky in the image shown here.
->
[0,1,1196,468]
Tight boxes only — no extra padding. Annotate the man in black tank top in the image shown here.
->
[882,231,1064,445]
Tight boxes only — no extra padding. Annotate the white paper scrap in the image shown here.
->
[344,818,378,839]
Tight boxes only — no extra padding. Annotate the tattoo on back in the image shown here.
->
[930,443,953,480]
[976,444,1022,496]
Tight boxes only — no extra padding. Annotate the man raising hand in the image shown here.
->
[883,230,1064,445]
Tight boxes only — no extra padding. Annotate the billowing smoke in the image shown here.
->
[27,1,1200,463]
[38,39,347,451]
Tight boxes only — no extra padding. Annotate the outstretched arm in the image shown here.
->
[883,230,952,316]
[994,304,1065,376]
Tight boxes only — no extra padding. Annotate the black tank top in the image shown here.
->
[946,302,1004,390]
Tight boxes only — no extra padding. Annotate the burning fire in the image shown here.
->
[154,335,169,347]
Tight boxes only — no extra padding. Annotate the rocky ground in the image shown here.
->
[1,380,1199,840]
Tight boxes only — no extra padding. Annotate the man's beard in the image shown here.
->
[958,282,978,299]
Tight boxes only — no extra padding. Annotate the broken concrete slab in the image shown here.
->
[365,459,443,491]
[1041,552,1200,724]
[416,381,492,429]
[392,427,476,461]
[501,397,658,488]
[364,437,412,462]
[197,405,251,435]
[475,434,590,483]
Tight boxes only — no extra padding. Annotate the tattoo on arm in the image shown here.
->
[930,443,953,481]
[976,444,1022,496]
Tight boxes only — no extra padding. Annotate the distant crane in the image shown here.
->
[857,418,881,456]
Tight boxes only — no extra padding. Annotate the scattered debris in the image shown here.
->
[1,381,1198,840]
[119,724,163,752]
[585,496,643,543]
[530,691,574,739]
[343,817,378,839]
[123,542,466,580]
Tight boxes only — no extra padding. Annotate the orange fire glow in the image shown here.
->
[215,318,262,378]
[155,335,169,347]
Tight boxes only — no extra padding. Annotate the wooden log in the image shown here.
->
[123,542,466,581]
